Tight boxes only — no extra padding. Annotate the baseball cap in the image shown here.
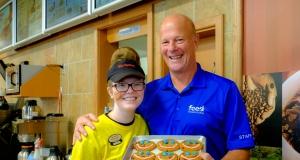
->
[107,58,145,82]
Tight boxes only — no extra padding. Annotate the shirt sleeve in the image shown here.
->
[223,82,255,150]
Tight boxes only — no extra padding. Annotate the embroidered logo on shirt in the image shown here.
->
[188,105,205,114]
[108,134,123,146]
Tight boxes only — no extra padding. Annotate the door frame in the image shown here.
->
[93,1,158,115]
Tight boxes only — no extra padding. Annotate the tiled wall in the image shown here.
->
[0,26,95,147]
[0,0,236,150]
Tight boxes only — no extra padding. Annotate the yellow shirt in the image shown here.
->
[71,114,148,160]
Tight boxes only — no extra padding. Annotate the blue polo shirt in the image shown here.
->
[136,63,255,160]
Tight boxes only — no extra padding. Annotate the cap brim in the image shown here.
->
[109,68,145,82]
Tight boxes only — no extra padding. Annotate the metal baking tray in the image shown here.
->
[123,135,206,160]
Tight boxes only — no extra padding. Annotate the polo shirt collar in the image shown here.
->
[160,63,205,90]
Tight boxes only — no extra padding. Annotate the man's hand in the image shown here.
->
[72,113,98,145]
[199,152,214,160]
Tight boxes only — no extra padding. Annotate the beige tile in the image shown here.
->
[153,1,165,79]
[69,31,82,62]
[61,64,69,94]
[89,59,94,93]
[56,35,70,64]
[195,0,215,21]
[68,63,75,94]
[82,93,94,114]
[194,0,232,32]
[69,94,82,125]
[33,45,44,65]
[153,1,165,30]
[214,0,232,33]
[44,40,58,65]
[81,27,95,60]
[38,43,48,66]
[24,46,40,65]
[62,95,70,119]
[39,97,58,115]
[74,60,89,93]
[224,32,233,79]
[165,0,194,21]
[19,49,35,65]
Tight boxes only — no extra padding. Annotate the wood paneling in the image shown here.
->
[233,0,243,90]
[244,0,300,75]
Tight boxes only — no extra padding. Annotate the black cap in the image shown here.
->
[107,59,145,82]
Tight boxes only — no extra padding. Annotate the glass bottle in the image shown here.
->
[22,100,31,119]
[30,100,41,118]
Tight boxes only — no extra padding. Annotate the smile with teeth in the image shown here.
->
[170,55,183,59]
[123,97,136,101]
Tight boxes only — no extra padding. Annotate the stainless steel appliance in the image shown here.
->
[12,116,68,157]
[46,146,63,160]
[18,145,33,160]
[5,65,45,95]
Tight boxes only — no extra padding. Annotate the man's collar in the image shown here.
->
[160,63,205,90]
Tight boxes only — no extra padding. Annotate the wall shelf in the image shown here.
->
[5,66,60,98]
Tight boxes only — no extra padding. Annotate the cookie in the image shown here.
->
[180,139,203,151]
[133,140,156,151]
[155,151,178,160]
[179,151,203,160]
[131,151,156,160]
[157,139,180,152]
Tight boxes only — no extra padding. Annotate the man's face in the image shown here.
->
[160,16,198,74]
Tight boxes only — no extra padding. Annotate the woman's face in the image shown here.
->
[108,76,145,112]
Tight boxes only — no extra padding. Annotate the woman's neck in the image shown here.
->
[107,107,135,124]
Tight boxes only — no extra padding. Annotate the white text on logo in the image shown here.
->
[188,105,205,114]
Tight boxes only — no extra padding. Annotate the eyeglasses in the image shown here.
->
[112,82,145,92]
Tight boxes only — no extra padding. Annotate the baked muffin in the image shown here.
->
[157,139,180,152]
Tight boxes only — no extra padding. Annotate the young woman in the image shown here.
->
[71,47,148,160]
